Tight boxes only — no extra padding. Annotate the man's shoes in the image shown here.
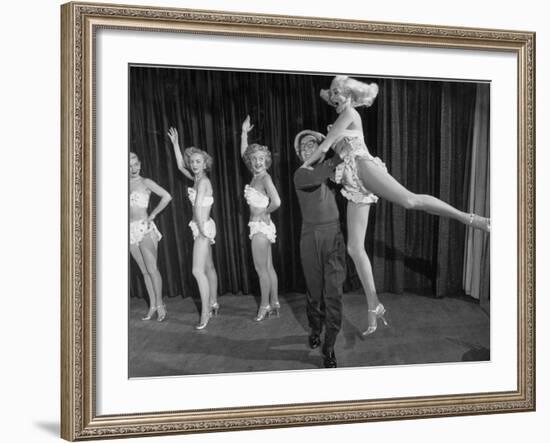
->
[308,333,321,349]
[322,347,337,368]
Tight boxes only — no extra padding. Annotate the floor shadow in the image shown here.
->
[131,331,319,376]
[341,314,364,350]
[445,337,490,362]
[373,239,439,280]
[461,346,490,361]
[282,292,310,332]
[129,290,491,377]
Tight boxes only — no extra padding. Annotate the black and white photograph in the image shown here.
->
[128,65,491,377]
[3,0,546,440]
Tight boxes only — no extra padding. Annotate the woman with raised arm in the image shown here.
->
[240,116,281,321]
[302,75,490,336]
[129,152,172,322]
[168,127,219,330]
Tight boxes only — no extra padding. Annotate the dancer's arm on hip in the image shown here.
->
[144,178,172,222]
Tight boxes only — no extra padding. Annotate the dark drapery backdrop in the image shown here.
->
[129,66,489,301]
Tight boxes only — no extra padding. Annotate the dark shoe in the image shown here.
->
[308,333,321,349]
[322,347,337,368]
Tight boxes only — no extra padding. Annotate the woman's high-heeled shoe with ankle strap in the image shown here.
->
[156,303,167,322]
[469,213,491,233]
[270,301,281,318]
[362,303,389,336]
[195,312,211,330]
[209,302,220,317]
[254,304,272,322]
[141,306,157,321]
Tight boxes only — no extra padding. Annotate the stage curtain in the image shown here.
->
[370,79,486,297]
[129,67,489,301]
[462,84,491,311]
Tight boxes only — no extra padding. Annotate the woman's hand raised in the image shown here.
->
[167,127,179,145]
[241,115,254,133]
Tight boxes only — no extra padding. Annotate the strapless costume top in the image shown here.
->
[244,184,269,209]
[332,130,375,160]
[129,189,150,208]
[187,187,214,207]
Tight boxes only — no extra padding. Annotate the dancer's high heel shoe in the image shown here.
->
[362,303,389,336]
[254,304,272,322]
[270,301,281,318]
[469,213,491,233]
[209,302,220,317]
[141,306,157,321]
[195,312,211,330]
[156,304,167,322]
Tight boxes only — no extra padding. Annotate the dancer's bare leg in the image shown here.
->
[205,245,218,307]
[267,244,279,306]
[192,237,211,323]
[356,159,489,231]
[346,202,380,329]
[251,234,272,316]
[139,234,162,308]
[130,242,157,314]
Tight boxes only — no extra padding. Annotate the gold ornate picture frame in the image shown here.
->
[61,1,535,440]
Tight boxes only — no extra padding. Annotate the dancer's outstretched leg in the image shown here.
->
[356,159,490,232]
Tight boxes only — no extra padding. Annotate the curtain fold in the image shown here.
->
[435,83,477,296]
[463,84,491,310]
[129,68,489,301]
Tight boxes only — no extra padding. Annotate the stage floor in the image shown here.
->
[128,291,489,378]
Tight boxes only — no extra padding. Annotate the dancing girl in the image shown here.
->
[302,75,491,336]
[240,116,281,321]
[129,152,172,322]
[168,127,219,330]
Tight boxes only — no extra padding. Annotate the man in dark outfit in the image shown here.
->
[293,130,346,368]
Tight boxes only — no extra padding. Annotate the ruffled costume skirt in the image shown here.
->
[189,219,216,244]
[334,136,387,205]
[248,220,277,243]
[129,220,162,246]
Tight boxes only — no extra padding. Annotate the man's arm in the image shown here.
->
[294,155,344,190]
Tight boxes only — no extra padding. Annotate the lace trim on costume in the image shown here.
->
[244,184,269,208]
[188,187,214,207]
[333,135,387,205]
[248,220,277,243]
[189,219,216,244]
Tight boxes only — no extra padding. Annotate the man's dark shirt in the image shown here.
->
[293,155,344,226]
